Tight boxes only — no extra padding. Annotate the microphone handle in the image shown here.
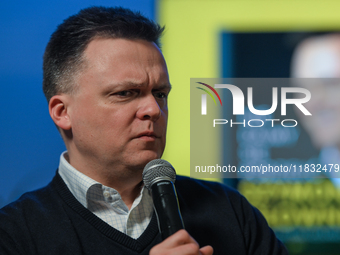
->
[151,180,184,240]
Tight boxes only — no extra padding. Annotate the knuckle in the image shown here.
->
[187,242,200,251]
[177,229,188,238]
[149,245,161,255]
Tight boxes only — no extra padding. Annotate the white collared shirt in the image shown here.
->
[58,151,153,239]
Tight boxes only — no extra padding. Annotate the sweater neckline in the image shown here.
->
[52,172,160,252]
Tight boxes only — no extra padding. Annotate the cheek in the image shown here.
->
[70,102,114,136]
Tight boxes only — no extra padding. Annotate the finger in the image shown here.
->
[169,242,201,255]
[199,245,214,255]
[150,240,200,255]
[162,229,197,248]
[149,230,200,255]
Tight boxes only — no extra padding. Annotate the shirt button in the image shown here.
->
[103,191,110,198]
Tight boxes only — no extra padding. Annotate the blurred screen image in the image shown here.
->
[221,32,340,254]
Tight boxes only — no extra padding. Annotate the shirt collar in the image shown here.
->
[58,151,99,208]
[58,151,150,210]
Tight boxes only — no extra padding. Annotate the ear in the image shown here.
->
[49,95,72,130]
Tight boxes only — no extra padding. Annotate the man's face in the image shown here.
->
[292,37,340,149]
[65,38,170,172]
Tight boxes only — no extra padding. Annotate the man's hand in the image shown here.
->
[150,229,213,255]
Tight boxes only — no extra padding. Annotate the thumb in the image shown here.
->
[200,245,214,255]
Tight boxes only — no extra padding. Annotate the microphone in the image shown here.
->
[142,159,184,240]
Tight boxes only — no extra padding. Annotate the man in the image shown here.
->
[291,34,340,186]
[0,6,287,254]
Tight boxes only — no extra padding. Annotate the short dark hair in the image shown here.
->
[43,6,164,102]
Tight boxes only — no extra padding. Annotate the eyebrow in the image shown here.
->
[154,83,172,91]
[104,81,172,91]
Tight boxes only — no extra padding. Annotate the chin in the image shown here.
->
[311,137,337,149]
[129,151,162,169]
[142,153,162,165]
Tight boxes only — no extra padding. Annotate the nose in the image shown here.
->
[136,94,162,121]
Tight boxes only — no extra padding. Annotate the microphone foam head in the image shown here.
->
[142,159,176,189]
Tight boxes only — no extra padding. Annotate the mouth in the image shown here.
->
[135,131,159,141]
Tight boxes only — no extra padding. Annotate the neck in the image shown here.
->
[64,151,144,209]
[100,170,144,209]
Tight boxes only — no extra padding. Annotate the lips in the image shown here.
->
[135,131,159,141]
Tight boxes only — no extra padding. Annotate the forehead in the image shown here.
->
[85,37,163,61]
[293,37,340,78]
[81,38,168,83]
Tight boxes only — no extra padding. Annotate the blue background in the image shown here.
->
[0,0,155,208]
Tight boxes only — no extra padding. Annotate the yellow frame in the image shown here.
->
[159,0,340,176]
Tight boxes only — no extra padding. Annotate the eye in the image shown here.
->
[115,90,133,97]
[153,91,168,99]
